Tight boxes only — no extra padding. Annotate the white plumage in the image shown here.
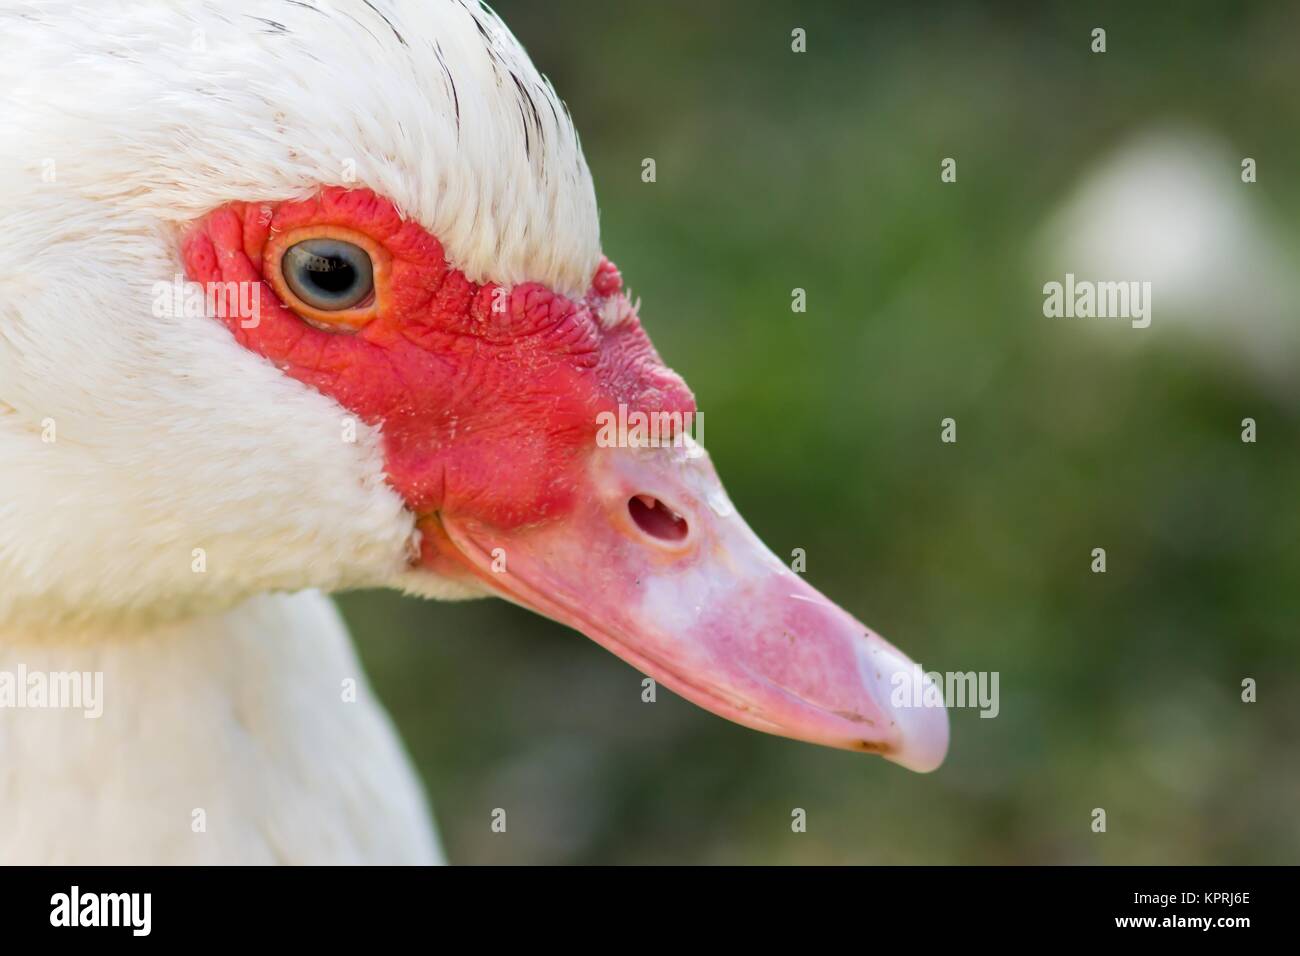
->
[0,0,595,864]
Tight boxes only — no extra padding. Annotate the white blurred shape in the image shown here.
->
[1040,126,1298,397]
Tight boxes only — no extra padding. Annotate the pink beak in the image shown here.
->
[439,441,949,772]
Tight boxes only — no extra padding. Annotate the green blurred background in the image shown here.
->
[339,0,1300,863]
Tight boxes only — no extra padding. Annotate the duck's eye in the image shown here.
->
[282,238,374,311]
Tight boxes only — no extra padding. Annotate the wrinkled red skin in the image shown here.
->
[182,187,694,565]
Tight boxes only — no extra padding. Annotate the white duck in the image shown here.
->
[0,0,947,864]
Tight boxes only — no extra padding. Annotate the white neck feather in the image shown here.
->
[0,590,442,864]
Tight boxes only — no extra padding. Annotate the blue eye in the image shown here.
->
[282,238,374,310]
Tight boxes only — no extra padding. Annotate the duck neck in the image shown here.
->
[0,590,443,864]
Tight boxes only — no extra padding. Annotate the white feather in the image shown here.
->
[0,0,601,862]
[0,591,443,864]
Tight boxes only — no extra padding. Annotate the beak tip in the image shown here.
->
[860,639,951,774]
[884,726,950,774]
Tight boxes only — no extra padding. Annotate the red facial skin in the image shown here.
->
[182,186,695,566]
[181,187,950,771]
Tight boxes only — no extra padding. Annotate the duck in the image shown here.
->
[0,0,948,864]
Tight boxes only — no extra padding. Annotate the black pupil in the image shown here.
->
[284,240,372,311]
[304,254,355,294]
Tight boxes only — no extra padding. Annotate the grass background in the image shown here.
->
[338,0,1300,864]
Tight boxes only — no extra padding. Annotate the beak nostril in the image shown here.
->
[628,494,689,543]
